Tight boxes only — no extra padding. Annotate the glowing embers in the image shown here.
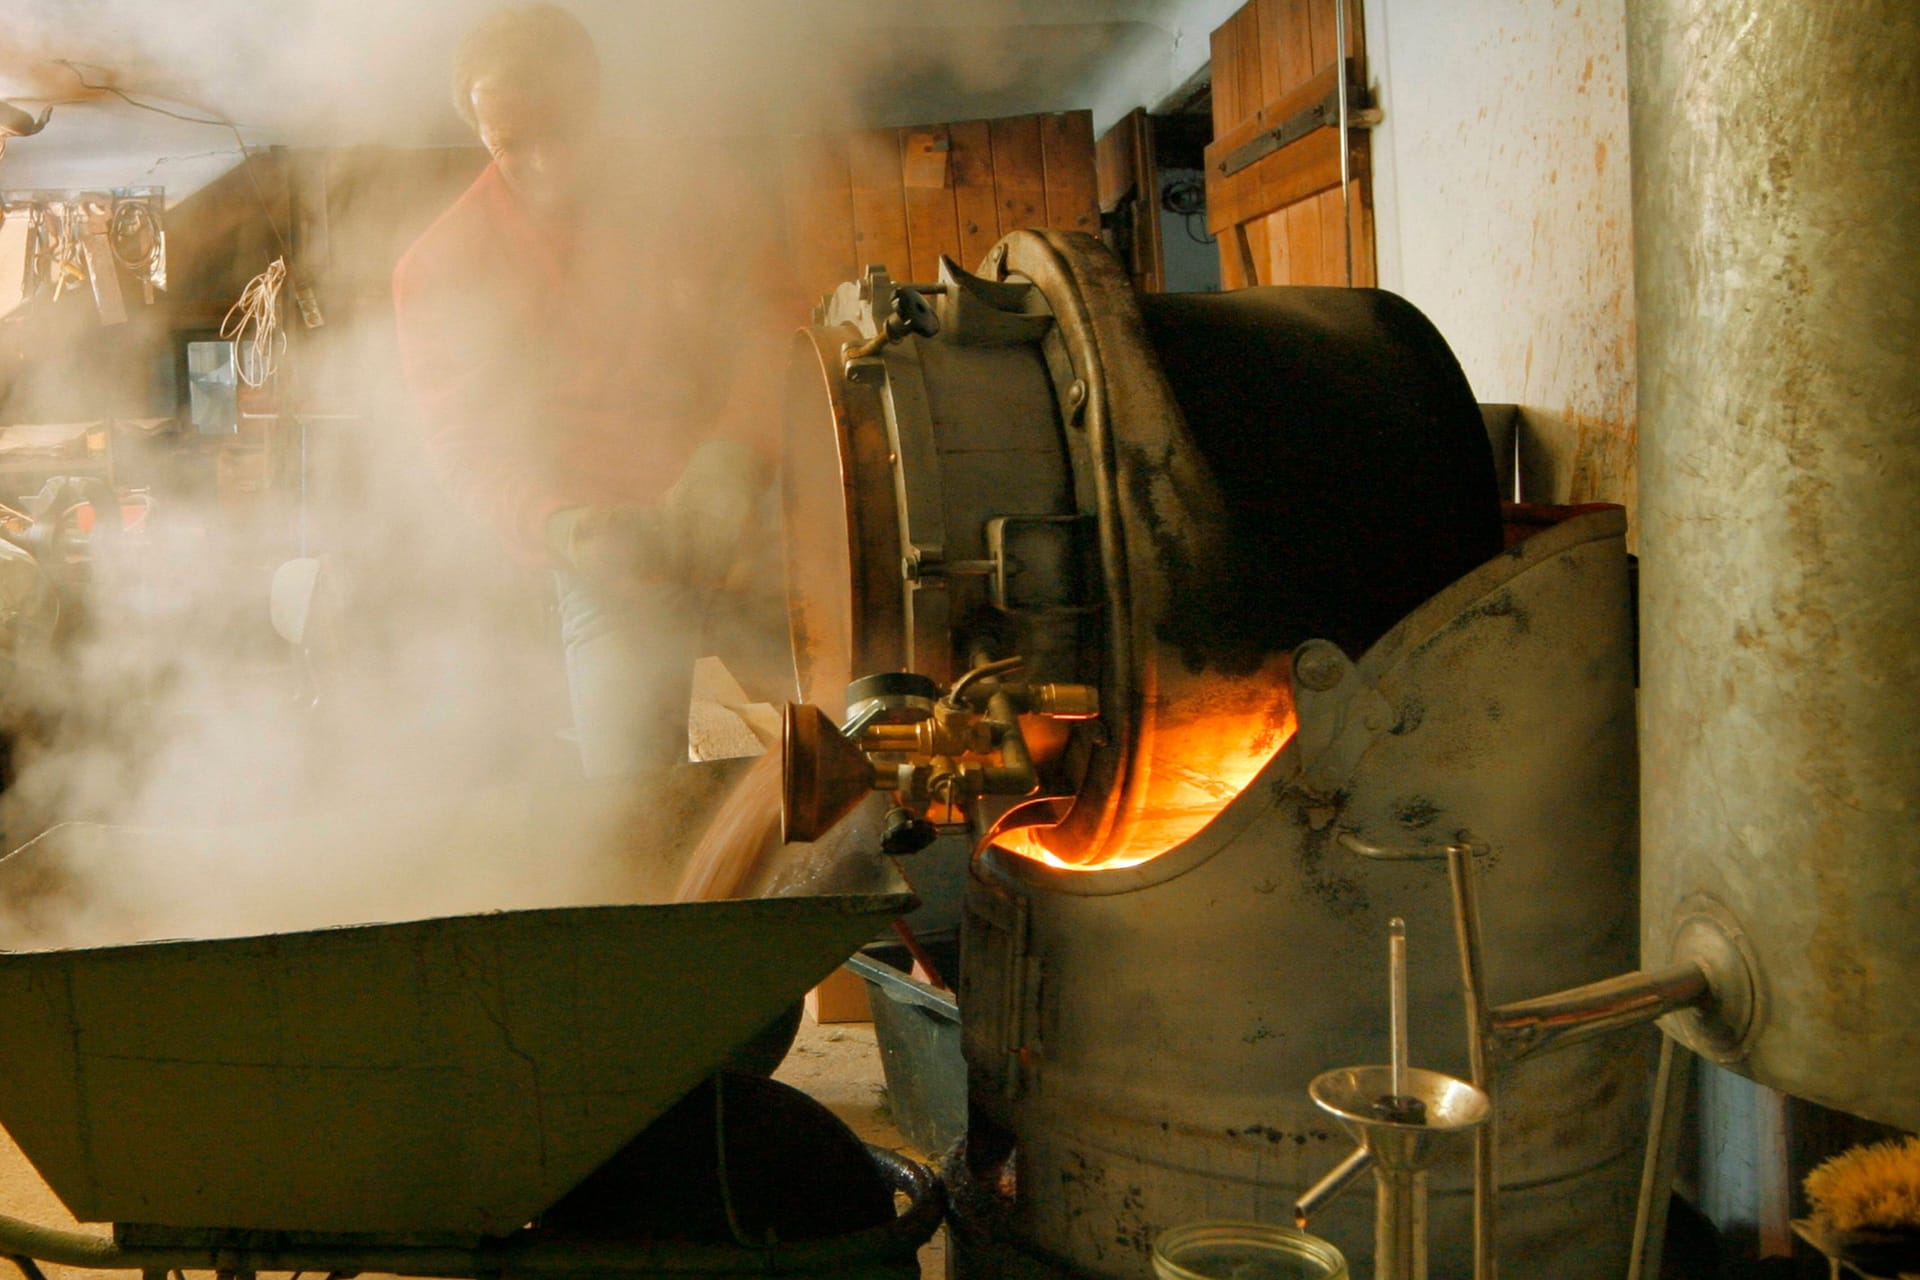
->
[997,693,1297,872]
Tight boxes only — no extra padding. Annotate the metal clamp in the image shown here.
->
[1291,639,1395,794]
[842,284,941,371]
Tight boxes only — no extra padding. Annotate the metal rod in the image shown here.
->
[1487,961,1712,1065]
[1446,845,1497,1280]
[1294,1144,1374,1228]
[1388,916,1409,1100]
[1373,1166,1426,1280]
[946,654,1025,707]
[1627,1035,1695,1280]
[1333,1,1354,288]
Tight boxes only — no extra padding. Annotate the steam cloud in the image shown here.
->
[0,0,1139,952]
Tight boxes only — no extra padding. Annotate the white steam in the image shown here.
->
[0,0,1162,952]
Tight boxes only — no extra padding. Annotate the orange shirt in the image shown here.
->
[393,156,792,561]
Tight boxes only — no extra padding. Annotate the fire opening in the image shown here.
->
[997,697,1298,873]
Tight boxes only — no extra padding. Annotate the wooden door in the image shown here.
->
[1094,108,1165,295]
[1205,0,1374,289]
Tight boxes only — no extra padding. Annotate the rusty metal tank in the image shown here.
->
[1630,0,1920,1128]
[783,231,1648,1278]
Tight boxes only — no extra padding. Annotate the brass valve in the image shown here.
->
[780,658,1100,844]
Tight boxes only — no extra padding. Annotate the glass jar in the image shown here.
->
[1152,1220,1350,1280]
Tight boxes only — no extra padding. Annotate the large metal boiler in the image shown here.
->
[781,232,1649,1279]
[1630,0,1920,1131]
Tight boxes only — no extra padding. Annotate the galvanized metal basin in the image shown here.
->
[0,783,912,1238]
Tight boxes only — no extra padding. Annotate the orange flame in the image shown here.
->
[997,698,1297,872]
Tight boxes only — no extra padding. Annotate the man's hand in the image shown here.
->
[552,440,768,592]
[663,439,765,588]
[556,503,672,588]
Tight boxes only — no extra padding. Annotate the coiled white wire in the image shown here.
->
[220,256,286,387]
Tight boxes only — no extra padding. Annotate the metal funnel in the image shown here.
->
[782,702,879,842]
[1310,1064,1490,1171]
[1310,1065,1488,1280]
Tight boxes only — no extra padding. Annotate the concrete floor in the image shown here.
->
[0,1126,121,1280]
[773,1014,948,1280]
[0,1006,938,1280]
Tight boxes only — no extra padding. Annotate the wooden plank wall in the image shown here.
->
[21,111,1096,428]
[780,110,1100,310]
[1205,0,1373,289]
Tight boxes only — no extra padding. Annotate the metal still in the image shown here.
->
[781,231,1649,1279]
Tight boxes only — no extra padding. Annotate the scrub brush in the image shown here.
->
[1795,1135,1920,1279]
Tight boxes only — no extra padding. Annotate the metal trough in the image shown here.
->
[0,789,914,1240]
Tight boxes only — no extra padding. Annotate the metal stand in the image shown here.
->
[1302,842,1738,1280]
[1311,1064,1488,1280]
[1628,1036,1695,1280]
[1299,920,1490,1280]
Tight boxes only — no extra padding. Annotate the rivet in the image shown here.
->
[1293,643,1346,692]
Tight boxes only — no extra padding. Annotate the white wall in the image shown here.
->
[1082,0,1246,128]
[1363,0,1638,530]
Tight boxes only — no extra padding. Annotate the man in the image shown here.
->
[393,5,791,777]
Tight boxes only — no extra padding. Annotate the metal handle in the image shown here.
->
[1339,831,1489,862]
[842,285,941,363]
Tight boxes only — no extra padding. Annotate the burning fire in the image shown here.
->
[997,694,1297,872]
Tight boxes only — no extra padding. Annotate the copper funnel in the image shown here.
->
[782,703,879,843]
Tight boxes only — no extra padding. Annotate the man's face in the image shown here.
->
[470,78,591,217]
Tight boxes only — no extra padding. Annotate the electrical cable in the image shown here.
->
[1161,177,1216,245]
[108,199,159,272]
[221,258,287,387]
[51,62,233,128]
[711,1074,769,1251]
[109,196,168,295]
[25,204,88,301]
[55,61,292,261]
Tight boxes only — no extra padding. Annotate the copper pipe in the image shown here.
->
[1488,961,1712,1066]
[946,655,1025,707]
